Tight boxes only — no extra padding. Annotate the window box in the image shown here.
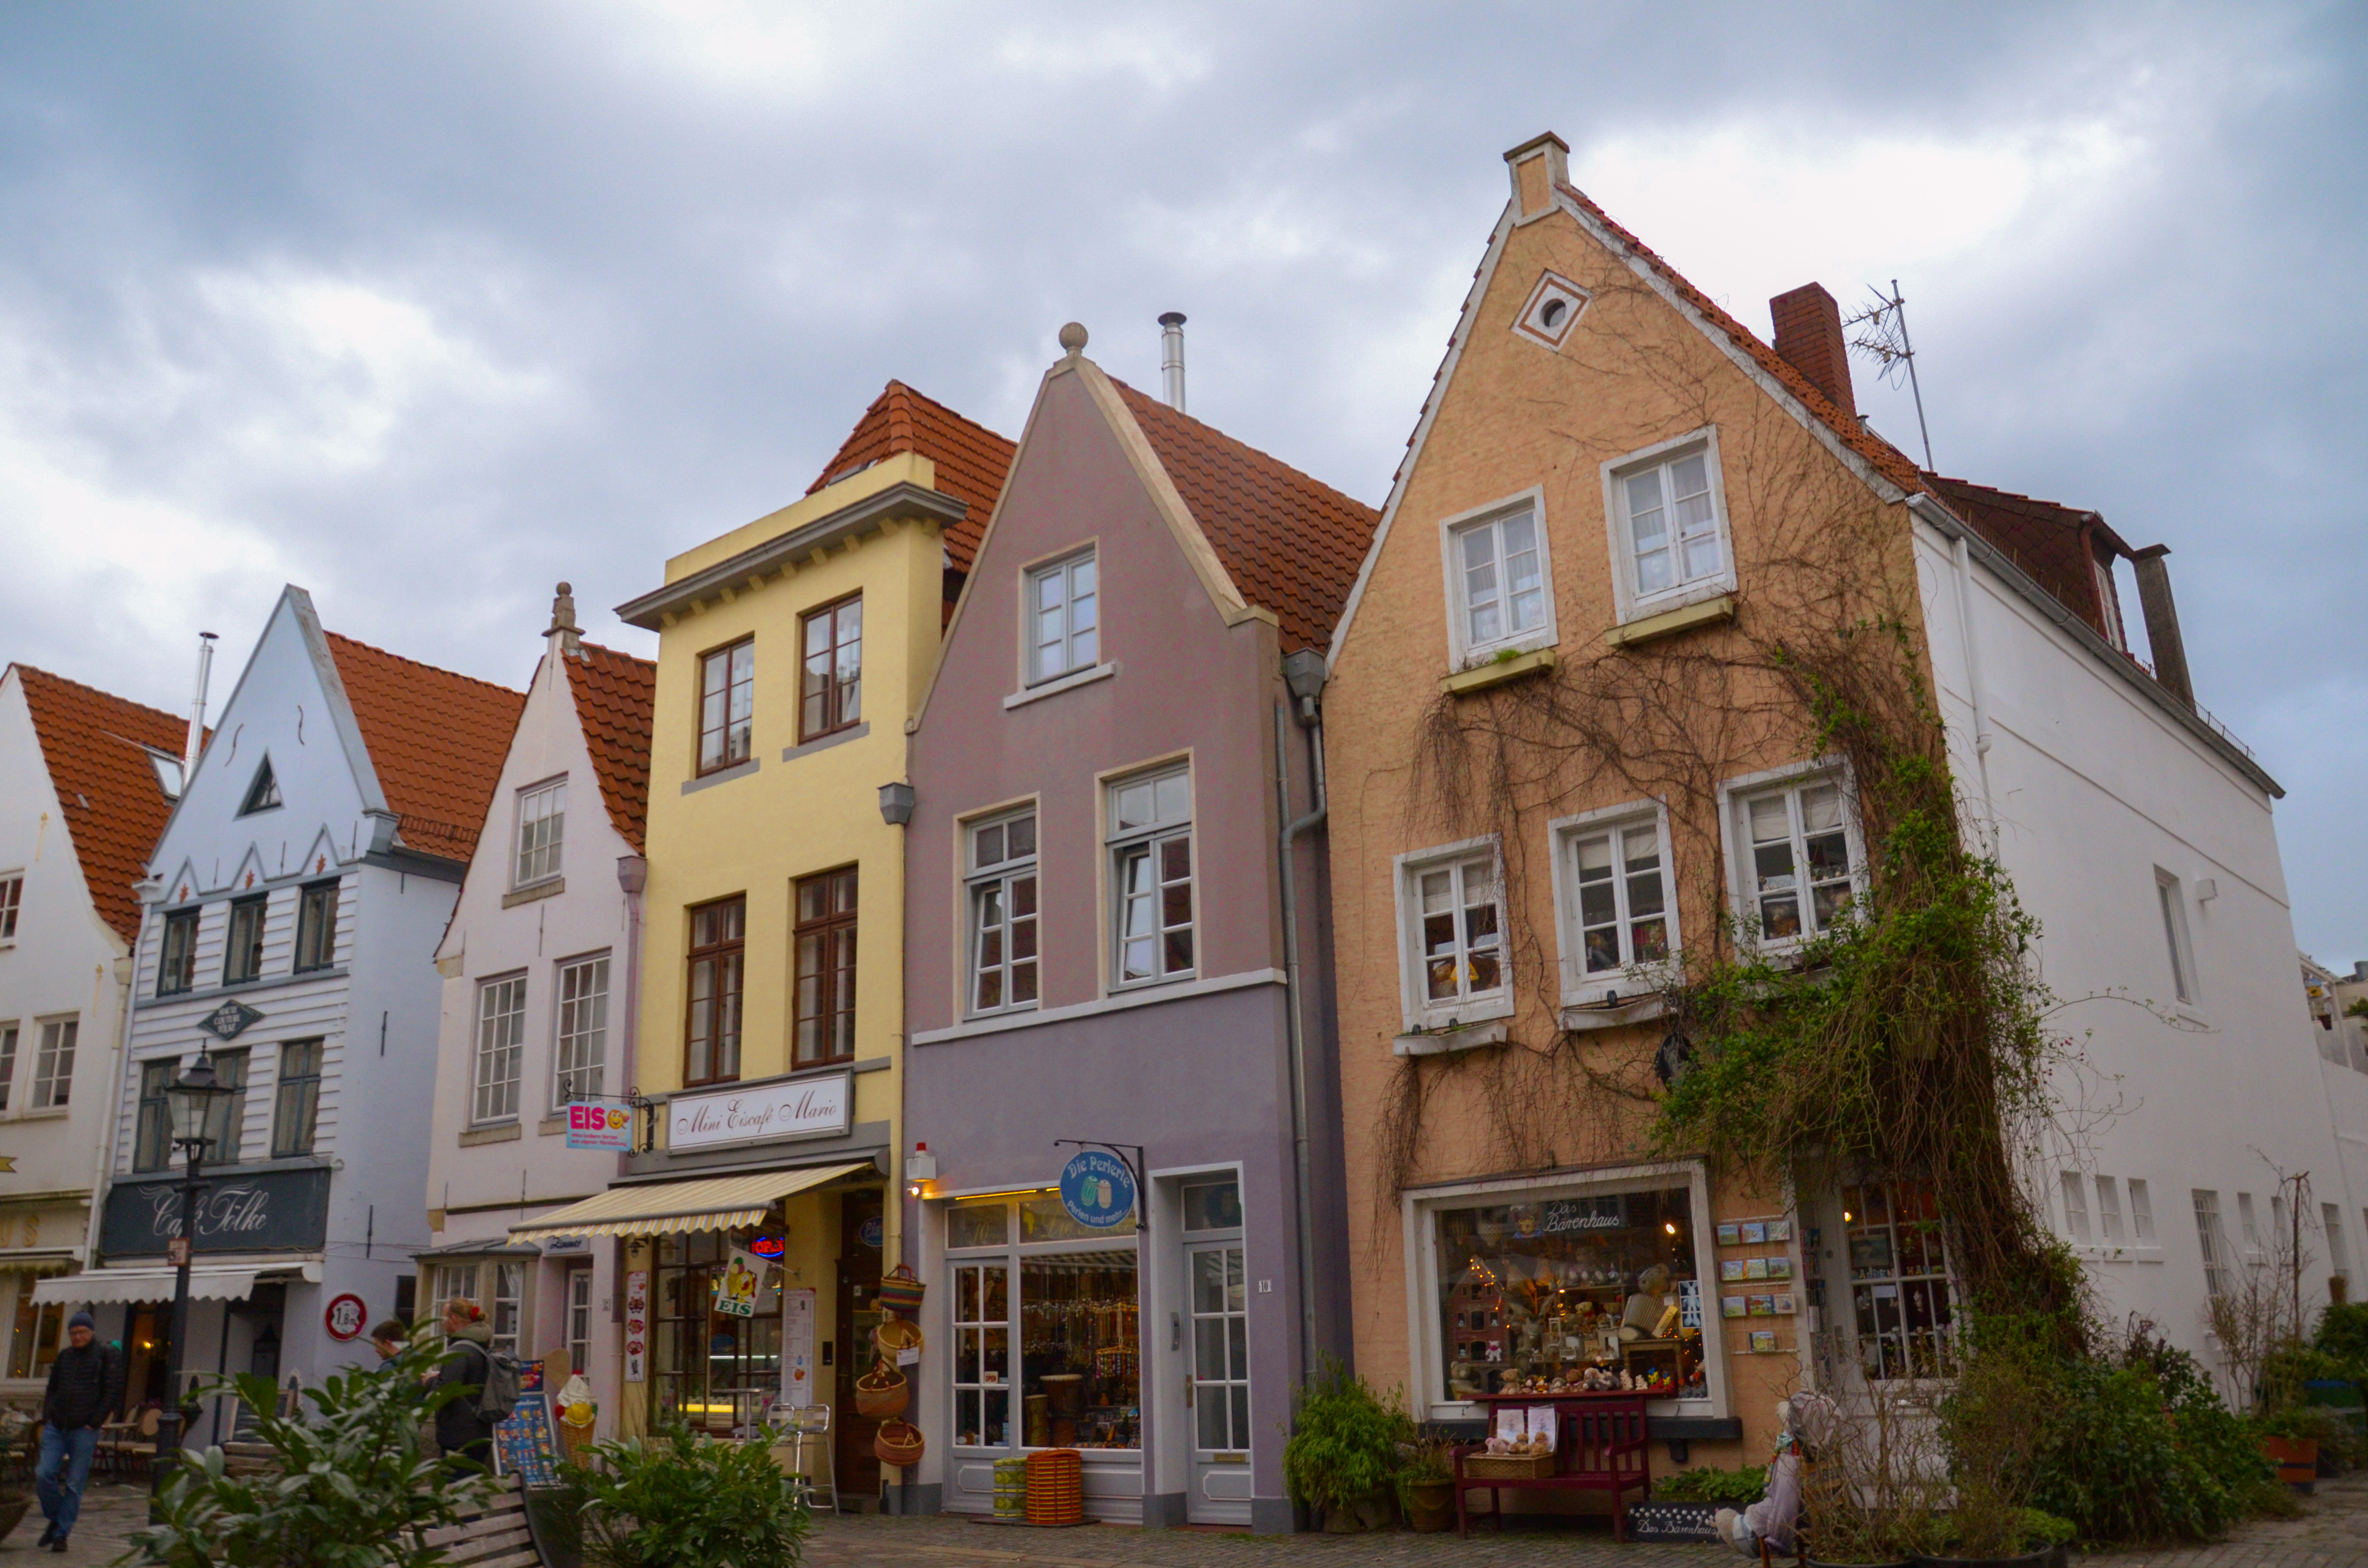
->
[1439,648,1557,697]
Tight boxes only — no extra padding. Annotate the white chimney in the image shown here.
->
[181,631,217,781]
[1159,312,1187,413]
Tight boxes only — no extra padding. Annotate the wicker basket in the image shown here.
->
[853,1363,909,1419]
[1461,1451,1557,1480]
[877,1263,927,1315]
[1024,1447,1084,1525]
[874,1419,925,1468]
[874,1316,925,1358]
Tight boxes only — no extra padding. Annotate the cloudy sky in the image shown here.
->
[2,2,2361,960]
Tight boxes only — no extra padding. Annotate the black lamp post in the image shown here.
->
[152,1051,231,1501]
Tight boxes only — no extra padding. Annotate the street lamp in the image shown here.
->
[152,1052,232,1501]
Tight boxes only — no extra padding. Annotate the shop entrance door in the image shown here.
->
[836,1190,884,1507]
[1184,1241,1250,1525]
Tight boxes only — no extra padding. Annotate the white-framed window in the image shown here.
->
[473,975,527,1125]
[0,1023,17,1112]
[30,1017,76,1111]
[1551,808,1674,1001]
[2128,1179,2156,1243]
[1108,765,1194,988]
[554,955,608,1104]
[566,1266,595,1377]
[1026,550,1099,685]
[2193,1189,2229,1298]
[0,872,21,941]
[516,779,566,888]
[1602,429,1735,623]
[2060,1172,2090,1243]
[2237,1191,2262,1259]
[2326,1204,2353,1286]
[1439,494,1555,668]
[201,1048,249,1163]
[1842,1178,1957,1380]
[967,809,1039,1016]
[1728,770,1862,947]
[2095,1177,2125,1244]
[1396,841,1508,1028]
[2155,870,2195,1005]
[433,1261,524,1357]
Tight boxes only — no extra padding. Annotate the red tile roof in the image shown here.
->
[1110,380,1382,655]
[563,641,657,854]
[11,665,189,943]
[807,382,1017,573]
[325,633,525,864]
[1919,475,2123,645]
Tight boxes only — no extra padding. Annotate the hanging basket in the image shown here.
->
[853,1362,909,1419]
[874,1317,925,1358]
[877,1263,927,1315]
[874,1419,925,1468]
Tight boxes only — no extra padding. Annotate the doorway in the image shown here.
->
[1178,1176,1249,1525]
[836,1189,884,1507]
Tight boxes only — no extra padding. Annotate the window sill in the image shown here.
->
[2076,1243,2163,1264]
[1606,593,1736,649]
[460,1123,522,1147]
[5,1106,70,1123]
[1559,993,1668,1031]
[681,758,760,796]
[503,878,565,909]
[1394,1019,1509,1057]
[1440,648,1556,697]
[782,720,870,764]
[537,1114,570,1137]
[1003,662,1117,710]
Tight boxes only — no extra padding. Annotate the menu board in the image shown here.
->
[492,1360,562,1486]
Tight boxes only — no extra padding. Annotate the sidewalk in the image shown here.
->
[0,1484,149,1567]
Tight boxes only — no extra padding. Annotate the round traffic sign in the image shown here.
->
[324,1293,368,1341]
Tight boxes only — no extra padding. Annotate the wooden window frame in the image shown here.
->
[473,975,527,1126]
[793,868,858,1069]
[683,895,746,1087]
[515,778,567,889]
[222,894,267,986]
[29,1017,76,1111]
[554,954,609,1105]
[697,638,757,776]
[272,1039,324,1158]
[966,810,1039,1017]
[294,881,339,973]
[798,595,863,743]
[157,907,200,996]
[1107,767,1195,989]
[0,872,21,942]
[1025,550,1099,686]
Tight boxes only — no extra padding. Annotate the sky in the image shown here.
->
[1,2,2361,961]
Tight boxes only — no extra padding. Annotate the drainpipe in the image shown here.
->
[1275,650,1329,1381]
[615,855,646,1150]
[1949,535,1998,851]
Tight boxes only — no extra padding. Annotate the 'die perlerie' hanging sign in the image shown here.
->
[1057,1149,1137,1230]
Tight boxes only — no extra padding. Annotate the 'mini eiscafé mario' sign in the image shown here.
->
[667,1072,851,1152]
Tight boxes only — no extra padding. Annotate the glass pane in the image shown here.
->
[1194,1250,1226,1314]
[1155,771,1190,824]
[957,1267,980,1321]
[1008,816,1036,859]
[975,823,1004,869]
[1231,1385,1251,1451]
[1748,794,1790,844]
[1195,1317,1225,1381]
[1115,782,1155,831]
[1021,1247,1139,1449]
[1799,783,1842,834]
[1228,1315,1247,1378]
[1182,1181,1242,1231]
[949,1203,1010,1250]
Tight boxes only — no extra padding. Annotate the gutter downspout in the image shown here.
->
[1274,683,1327,1381]
[1924,508,1998,855]
[615,855,647,1147]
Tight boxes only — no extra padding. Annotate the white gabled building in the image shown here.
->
[421,587,654,1434]
[0,664,186,1405]
[39,587,521,1431]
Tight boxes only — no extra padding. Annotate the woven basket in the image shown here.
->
[877,1262,926,1315]
[1461,1451,1557,1480]
[853,1363,909,1419]
[874,1419,925,1468]
[874,1316,925,1357]
[1024,1447,1084,1525]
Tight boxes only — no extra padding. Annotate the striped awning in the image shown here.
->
[507,1162,870,1242]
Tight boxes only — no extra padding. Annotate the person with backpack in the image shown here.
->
[36,1311,124,1552]
[427,1298,498,1476]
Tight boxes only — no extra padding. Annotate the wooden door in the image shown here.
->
[836,1191,884,1504]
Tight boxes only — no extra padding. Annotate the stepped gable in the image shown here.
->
[324,632,524,864]
[807,381,1017,573]
[563,641,657,853]
[1110,379,1382,657]
[12,666,190,942]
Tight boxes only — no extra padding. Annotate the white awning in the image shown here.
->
[0,1252,80,1278]
[508,1162,870,1241]
[33,1261,321,1305]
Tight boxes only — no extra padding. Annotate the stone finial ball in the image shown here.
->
[556,581,572,595]
[1058,322,1088,353]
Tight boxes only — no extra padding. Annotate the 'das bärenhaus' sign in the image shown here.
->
[667,1073,851,1152]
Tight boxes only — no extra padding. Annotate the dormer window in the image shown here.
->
[239,758,282,815]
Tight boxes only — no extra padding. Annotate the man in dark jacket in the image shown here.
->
[36,1311,124,1551]
[426,1298,496,1477]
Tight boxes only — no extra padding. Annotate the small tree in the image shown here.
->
[2202,1167,2314,1412]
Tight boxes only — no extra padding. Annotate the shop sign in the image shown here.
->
[711,1248,763,1318]
[623,1270,649,1383]
[324,1293,368,1341]
[1529,1195,1626,1235]
[1057,1149,1137,1230]
[747,1235,785,1259]
[565,1099,634,1152]
[541,1235,592,1256]
[101,1166,331,1257]
[666,1072,850,1152]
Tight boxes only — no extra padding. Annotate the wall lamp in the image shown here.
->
[878,781,916,826]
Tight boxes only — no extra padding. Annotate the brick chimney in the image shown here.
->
[1770,283,1855,418]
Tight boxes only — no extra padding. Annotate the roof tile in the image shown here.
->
[12,666,188,942]
[563,641,657,853]
[807,382,1017,574]
[325,633,525,863]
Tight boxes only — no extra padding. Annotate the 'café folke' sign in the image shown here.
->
[100,1166,331,1258]
[667,1072,851,1152]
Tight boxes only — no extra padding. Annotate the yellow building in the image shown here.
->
[513,385,1011,1500]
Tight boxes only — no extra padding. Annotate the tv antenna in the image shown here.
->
[1845,279,1934,472]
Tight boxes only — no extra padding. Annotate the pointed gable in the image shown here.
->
[11,666,189,942]
[807,381,1017,572]
[563,642,657,854]
[1107,380,1380,655]
[323,633,525,863]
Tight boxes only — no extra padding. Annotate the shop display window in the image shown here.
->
[946,1191,1140,1452]
[7,1296,62,1380]
[652,1227,786,1432]
[1432,1185,1706,1403]
[1843,1179,1954,1379]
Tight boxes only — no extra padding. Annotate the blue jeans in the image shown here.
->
[35,1424,99,1536]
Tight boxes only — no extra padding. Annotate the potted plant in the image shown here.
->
[1396,1438,1455,1533]
[1281,1360,1412,1532]
[2253,1404,2338,1494]
[1795,1391,1946,1568]
[1916,1508,2076,1568]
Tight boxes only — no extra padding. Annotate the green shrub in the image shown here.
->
[125,1347,483,1568]
[552,1423,809,1568]
[1653,1464,1768,1503]
[2313,1301,2368,1370]
[1282,1359,1413,1522]
[2019,1509,2078,1548]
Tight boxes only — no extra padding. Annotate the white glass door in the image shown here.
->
[1186,1242,1249,1524]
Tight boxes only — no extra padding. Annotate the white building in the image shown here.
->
[38,587,521,1431]
[2301,954,2368,1298]
[0,665,186,1405]
[421,587,653,1435]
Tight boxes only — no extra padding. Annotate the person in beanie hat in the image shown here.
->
[36,1310,123,1551]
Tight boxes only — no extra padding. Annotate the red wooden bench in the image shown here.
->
[1454,1391,1653,1540]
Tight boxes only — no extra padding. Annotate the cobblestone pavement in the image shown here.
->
[0,1483,149,1567]
[802,1471,2368,1568]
